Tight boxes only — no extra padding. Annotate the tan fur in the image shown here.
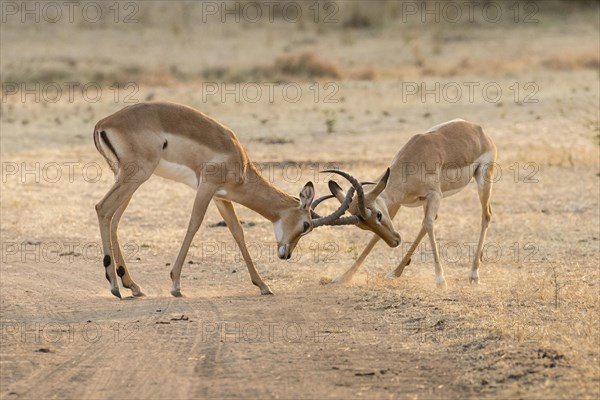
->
[331,119,497,286]
[94,102,315,298]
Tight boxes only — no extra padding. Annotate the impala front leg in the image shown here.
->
[332,203,400,284]
[332,234,380,284]
[214,200,273,295]
[387,227,426,279]
[170,183,216,297]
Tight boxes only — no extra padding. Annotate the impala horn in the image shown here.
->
[321,169,370,219]
[311,186,357,227]
[310,194,336,219]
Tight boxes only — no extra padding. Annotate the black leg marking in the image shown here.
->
[407,258,411,266]
[163,140,168,150]
[170,270,173,280]
[105,272,110,282]
[117,266,125,277]
[103,255,111,268]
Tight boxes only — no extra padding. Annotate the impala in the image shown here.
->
[93,101,362,299]
[320,119,497,287]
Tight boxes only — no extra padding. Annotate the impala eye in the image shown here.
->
[303,221,310,233]
[377,211,383,222]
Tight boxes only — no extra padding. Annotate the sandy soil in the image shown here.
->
[1,2,599,399]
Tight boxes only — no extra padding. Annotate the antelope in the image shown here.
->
[93,101,369,299]
[319,119,497,287]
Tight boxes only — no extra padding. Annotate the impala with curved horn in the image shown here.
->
[94,101,353,299]
[318,119,497,287]
[312,169,401,248]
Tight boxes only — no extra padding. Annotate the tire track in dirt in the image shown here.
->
[123,297,223,399]
[2,258,465,399]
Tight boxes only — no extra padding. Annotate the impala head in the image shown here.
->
[275,182,316,260]
[324,169,401,248]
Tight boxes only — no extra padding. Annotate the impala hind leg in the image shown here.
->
[110,197,144,296]
[96,175,150,299]
[469,164,495,284]
[170,183,217,297]
[214,200,273,295]
[422,192,446,288]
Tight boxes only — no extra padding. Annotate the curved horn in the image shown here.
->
[311,194,335,211]
[322,169,370,219]
[309,194,335,219]
[312,187,356,227]
[322,215,360,226]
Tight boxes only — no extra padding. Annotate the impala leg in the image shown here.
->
[96,177,148,299]
[386,227,427,278]
[422,192,445,288]
[214,199,273,295]
[110,196,144,296]
[470,164,495,284]
[170,184,216,297]
[333,203,400,284]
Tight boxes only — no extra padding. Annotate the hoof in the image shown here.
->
[130,285,145,297]
[468,271,480,284]
[386,270,402,279]
[111,287,122,299]
[260,287,274,295]
[253,281,273,295]
[331,275,349,284]
[170,289,183,297]
[435,276,447,289]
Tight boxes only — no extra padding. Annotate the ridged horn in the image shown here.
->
[322,169,370,219]
[321,215,360,226]
[312,186,356,227]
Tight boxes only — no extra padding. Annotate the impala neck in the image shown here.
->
[228,164,299,222]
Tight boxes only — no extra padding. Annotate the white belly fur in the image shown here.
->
[154,159,199,189]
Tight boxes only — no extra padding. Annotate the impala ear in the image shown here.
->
[369,168,390,197]
[299,181,315,210]
[328,180,346,203]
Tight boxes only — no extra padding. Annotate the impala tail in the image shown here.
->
[93,129,119,174]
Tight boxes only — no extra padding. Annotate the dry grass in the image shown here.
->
[542,52,600,71]
[203,51,342,83]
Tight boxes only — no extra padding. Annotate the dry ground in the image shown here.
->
[1,2,599,399]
